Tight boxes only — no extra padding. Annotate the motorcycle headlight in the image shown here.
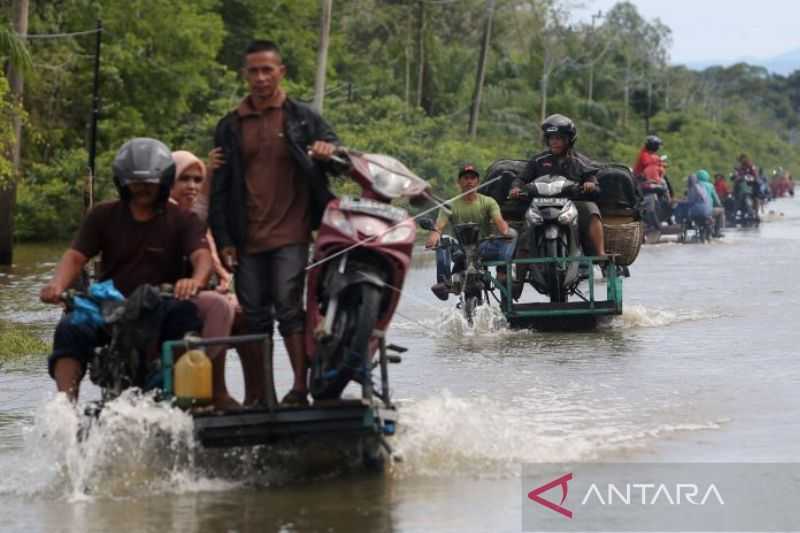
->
[381,224,414,244]
[368,162,414,199]
[323,208,354,236]
[526,205,543,225]
[557,203,578,225]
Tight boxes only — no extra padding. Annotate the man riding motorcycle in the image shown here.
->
[734,154,761,221]
[39,138,211,401]
[427,164,517,301]
[510,114,605,258]
[633,135,672,230]
[633,135,666,182]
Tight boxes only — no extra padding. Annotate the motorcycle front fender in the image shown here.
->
[325,268,385,301]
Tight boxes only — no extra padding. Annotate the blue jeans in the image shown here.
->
[435,235,517,283]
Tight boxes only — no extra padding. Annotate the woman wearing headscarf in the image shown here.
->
[171,151,250,409]
[170,150,278,408]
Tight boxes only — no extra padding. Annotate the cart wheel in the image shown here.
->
[361,437,387,472]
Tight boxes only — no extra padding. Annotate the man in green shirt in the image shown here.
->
[425,164,517,300]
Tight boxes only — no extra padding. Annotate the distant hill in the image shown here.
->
[760,48,800,76]
[680,48,800,76]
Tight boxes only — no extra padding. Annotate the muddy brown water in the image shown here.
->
[0,198,798,532]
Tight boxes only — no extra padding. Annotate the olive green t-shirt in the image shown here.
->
[436,194,502,238]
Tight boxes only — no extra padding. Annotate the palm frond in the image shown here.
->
[0,25,32,73]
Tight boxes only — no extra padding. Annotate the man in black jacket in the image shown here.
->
[208,40,338,407]
[510,114,605,257]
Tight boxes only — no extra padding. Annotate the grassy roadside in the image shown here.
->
[0,321,49,359]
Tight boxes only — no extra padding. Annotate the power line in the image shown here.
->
[17,28,103,40]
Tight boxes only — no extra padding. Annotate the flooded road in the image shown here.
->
[0,198,798,532]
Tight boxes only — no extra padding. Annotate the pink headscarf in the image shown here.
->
[171,150,210,220]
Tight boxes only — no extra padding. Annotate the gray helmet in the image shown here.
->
[112,137,175,202]
[541,114,577,146]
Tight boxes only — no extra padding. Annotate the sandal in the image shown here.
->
[280,389,309,408]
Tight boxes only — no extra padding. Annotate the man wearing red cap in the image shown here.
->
[425,164,516,300]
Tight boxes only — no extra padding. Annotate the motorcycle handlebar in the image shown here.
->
[59,283,174,304]
[507,183,598,199]
[306,145,351,168]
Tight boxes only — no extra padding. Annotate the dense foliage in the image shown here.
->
[2,0,799,240]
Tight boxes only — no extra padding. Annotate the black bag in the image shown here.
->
[482,159,529,221]
[595,164,642,220]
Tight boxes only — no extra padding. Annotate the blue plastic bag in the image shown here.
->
[88,279,125,302]
[69,280,125,327]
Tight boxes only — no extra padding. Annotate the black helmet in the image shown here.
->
[112,137,176,203]
[541,114,577,145]
[645,135,662,152]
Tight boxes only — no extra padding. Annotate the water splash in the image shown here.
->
[392,302,511,338]
[395,301,722,336]
[391,390,724,479]
[0,391,389,500]
[761,210,786,223]
[604,304,722,329]
[0,391,235,501]
[434,304,509,337]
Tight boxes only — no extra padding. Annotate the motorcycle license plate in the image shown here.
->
[339,196,408,223]
[532,197,568,206]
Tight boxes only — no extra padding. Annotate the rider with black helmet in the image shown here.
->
[645,135,662,152]
[39,138,212,401]
[633,135,665,182]
[511,114,606,258]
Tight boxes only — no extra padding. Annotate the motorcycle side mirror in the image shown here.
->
[417,217,436,231]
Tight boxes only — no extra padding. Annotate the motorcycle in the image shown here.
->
[306,149,429,401]
[514,174,588,303]
[419,219,506,326]
[732,174,760,227]
[637,179,672,229]
[635,158,675,243]
[679,215,713,243]
[61,284,176,402]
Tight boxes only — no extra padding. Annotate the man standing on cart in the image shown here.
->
[208,40,339,407]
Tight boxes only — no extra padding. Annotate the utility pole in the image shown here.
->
[86,19,102,213]
[586,10,602,109]
[312,0,333,114]
[415,0,425,109]
[468,0,496,138]
[0,0,29,265]
[404,38,411,106]
[645,79,652,133]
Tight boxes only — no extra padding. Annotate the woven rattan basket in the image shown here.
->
[603,217,644,266]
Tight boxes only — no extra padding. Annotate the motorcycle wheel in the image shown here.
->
[310,283,382,401]
[463,294,479,326]
[545,239,567,303]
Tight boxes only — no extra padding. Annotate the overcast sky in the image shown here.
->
[573,0,800,65]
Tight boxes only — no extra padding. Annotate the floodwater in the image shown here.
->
[0,198,798,532]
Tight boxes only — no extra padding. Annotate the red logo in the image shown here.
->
[528,473,573,519]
